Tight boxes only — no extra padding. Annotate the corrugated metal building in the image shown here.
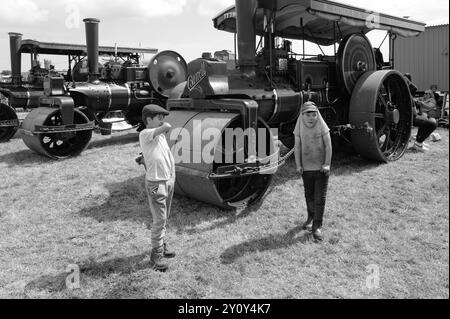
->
[394,24,449,92]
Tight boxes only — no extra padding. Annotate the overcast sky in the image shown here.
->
[0,0,448,71]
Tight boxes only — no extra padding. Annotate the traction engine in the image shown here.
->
[159,0,424,208]
[18,18,187,159]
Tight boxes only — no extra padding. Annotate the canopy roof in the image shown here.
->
[213,0,426,46]
[19,40,158,57]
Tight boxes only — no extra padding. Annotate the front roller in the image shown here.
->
[0,103,19,142]
[21,107,93,159]
[349,70,413,163]
[165,110,277,209]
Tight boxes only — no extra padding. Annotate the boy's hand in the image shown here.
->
[296,167,304,175]
[320,165,331,176]
[161,122,172,133]
[135,154,145,166]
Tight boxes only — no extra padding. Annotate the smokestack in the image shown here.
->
[9,32,23,86]
[235,0,258,77]
[83,18,100,82]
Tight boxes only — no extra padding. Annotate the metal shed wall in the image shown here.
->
[394,24,449,92]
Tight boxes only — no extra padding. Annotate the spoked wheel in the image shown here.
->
[22,107,93,159]
[213,117,275,207]
[0,103,19,142]
[349,70,413,163]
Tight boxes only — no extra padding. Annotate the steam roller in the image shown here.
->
[19,18,188,159]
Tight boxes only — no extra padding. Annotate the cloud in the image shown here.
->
[0,0,188,28]
[62,0,188,19]
[0,0,49,25]
[195,0,234,16]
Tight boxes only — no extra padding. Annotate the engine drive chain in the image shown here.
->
[0,119,20,128]
[209,147,296,179]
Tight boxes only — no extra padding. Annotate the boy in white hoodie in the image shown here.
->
[294,102,333,241]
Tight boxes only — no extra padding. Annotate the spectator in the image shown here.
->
[404,74,438,152]
[416,90,438,117]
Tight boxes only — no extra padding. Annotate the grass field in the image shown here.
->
[0,126,448,299]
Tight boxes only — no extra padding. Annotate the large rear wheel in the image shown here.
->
[0,103,19,142]
[349,70,412,163]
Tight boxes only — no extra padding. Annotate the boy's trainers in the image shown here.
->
[302,218,313,231]
[150,247,169,272]
[312,228,324,241]
[163,242,176,258]
[411,142,429,152]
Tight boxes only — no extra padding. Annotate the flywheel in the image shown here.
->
[337,33,376,96]
[148,51,188,98]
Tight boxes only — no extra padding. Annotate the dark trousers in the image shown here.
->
[414,115,437,143]
[302,171,329,229]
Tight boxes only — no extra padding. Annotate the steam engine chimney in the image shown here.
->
[235,0,258,77]
[9,32,23,86]
[83,18,100,82]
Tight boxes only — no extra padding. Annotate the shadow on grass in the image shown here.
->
[220,226,312,264]
[25,251,152,293]
[77,176,234,232]
[270,144,380,189]
[87,132,139,150]
[77,143,379,232]
[329,147,381,177]
[180,197,266,235]
[0,149,53,168]
[0,132,139,168]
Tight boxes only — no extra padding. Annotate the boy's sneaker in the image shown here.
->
[312,228,324,241]
[163,242,176,258]
[150,247,169,272]
[302,218,313,231]
[411,142,429,152]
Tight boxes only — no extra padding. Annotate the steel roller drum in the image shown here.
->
[165,110,274,209]
[148,51,188,98]
[337,33,376,95]
[22,107,92,159]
